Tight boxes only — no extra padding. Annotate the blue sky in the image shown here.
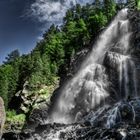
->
[0,0,43,63]
[0,0,94,64]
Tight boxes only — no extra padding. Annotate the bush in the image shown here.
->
[5,110,25,132]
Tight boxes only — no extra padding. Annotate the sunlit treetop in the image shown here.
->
[136,0,140,10]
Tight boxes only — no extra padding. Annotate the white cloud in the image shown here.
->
[29,0,93,28]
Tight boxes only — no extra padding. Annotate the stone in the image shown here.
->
[0,97,6,139]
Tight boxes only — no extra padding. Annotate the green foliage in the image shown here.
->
[0,66,9,108]
[3,49,20,65]
[104,0,116,20]
[89,12,107,34]
[127,0,135,9]
[5,110,25,131]
[126,0,140,9]
[0,64,19,108]
[136,0,140,9]
[95,0,101,9]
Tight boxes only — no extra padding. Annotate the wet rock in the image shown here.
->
[3,99,140,140]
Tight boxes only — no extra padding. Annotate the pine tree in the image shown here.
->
[95,0,101,9]
[3,49,20,64]
[117,0,125,9]
[127,0,136,8]
[104,0,116,20]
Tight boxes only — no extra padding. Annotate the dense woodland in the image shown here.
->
[0,0,139,131]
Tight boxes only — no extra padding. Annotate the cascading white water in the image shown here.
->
[49,9,136,124]
[119,57,138,99]
[106,104,121,128]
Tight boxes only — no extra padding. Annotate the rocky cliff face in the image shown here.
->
[3,9,140,140]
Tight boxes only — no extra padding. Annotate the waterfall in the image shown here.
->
[119,57,138,99]
[48,8,138,124]
[10,9,140,140]
[106,104,121,128]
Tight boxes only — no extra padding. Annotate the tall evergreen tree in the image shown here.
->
[127,0,136,8]
[95,0,101,9]
[104,0,116,20]
[3,49,20,64]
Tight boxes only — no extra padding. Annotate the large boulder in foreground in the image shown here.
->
[0,97,6,138]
